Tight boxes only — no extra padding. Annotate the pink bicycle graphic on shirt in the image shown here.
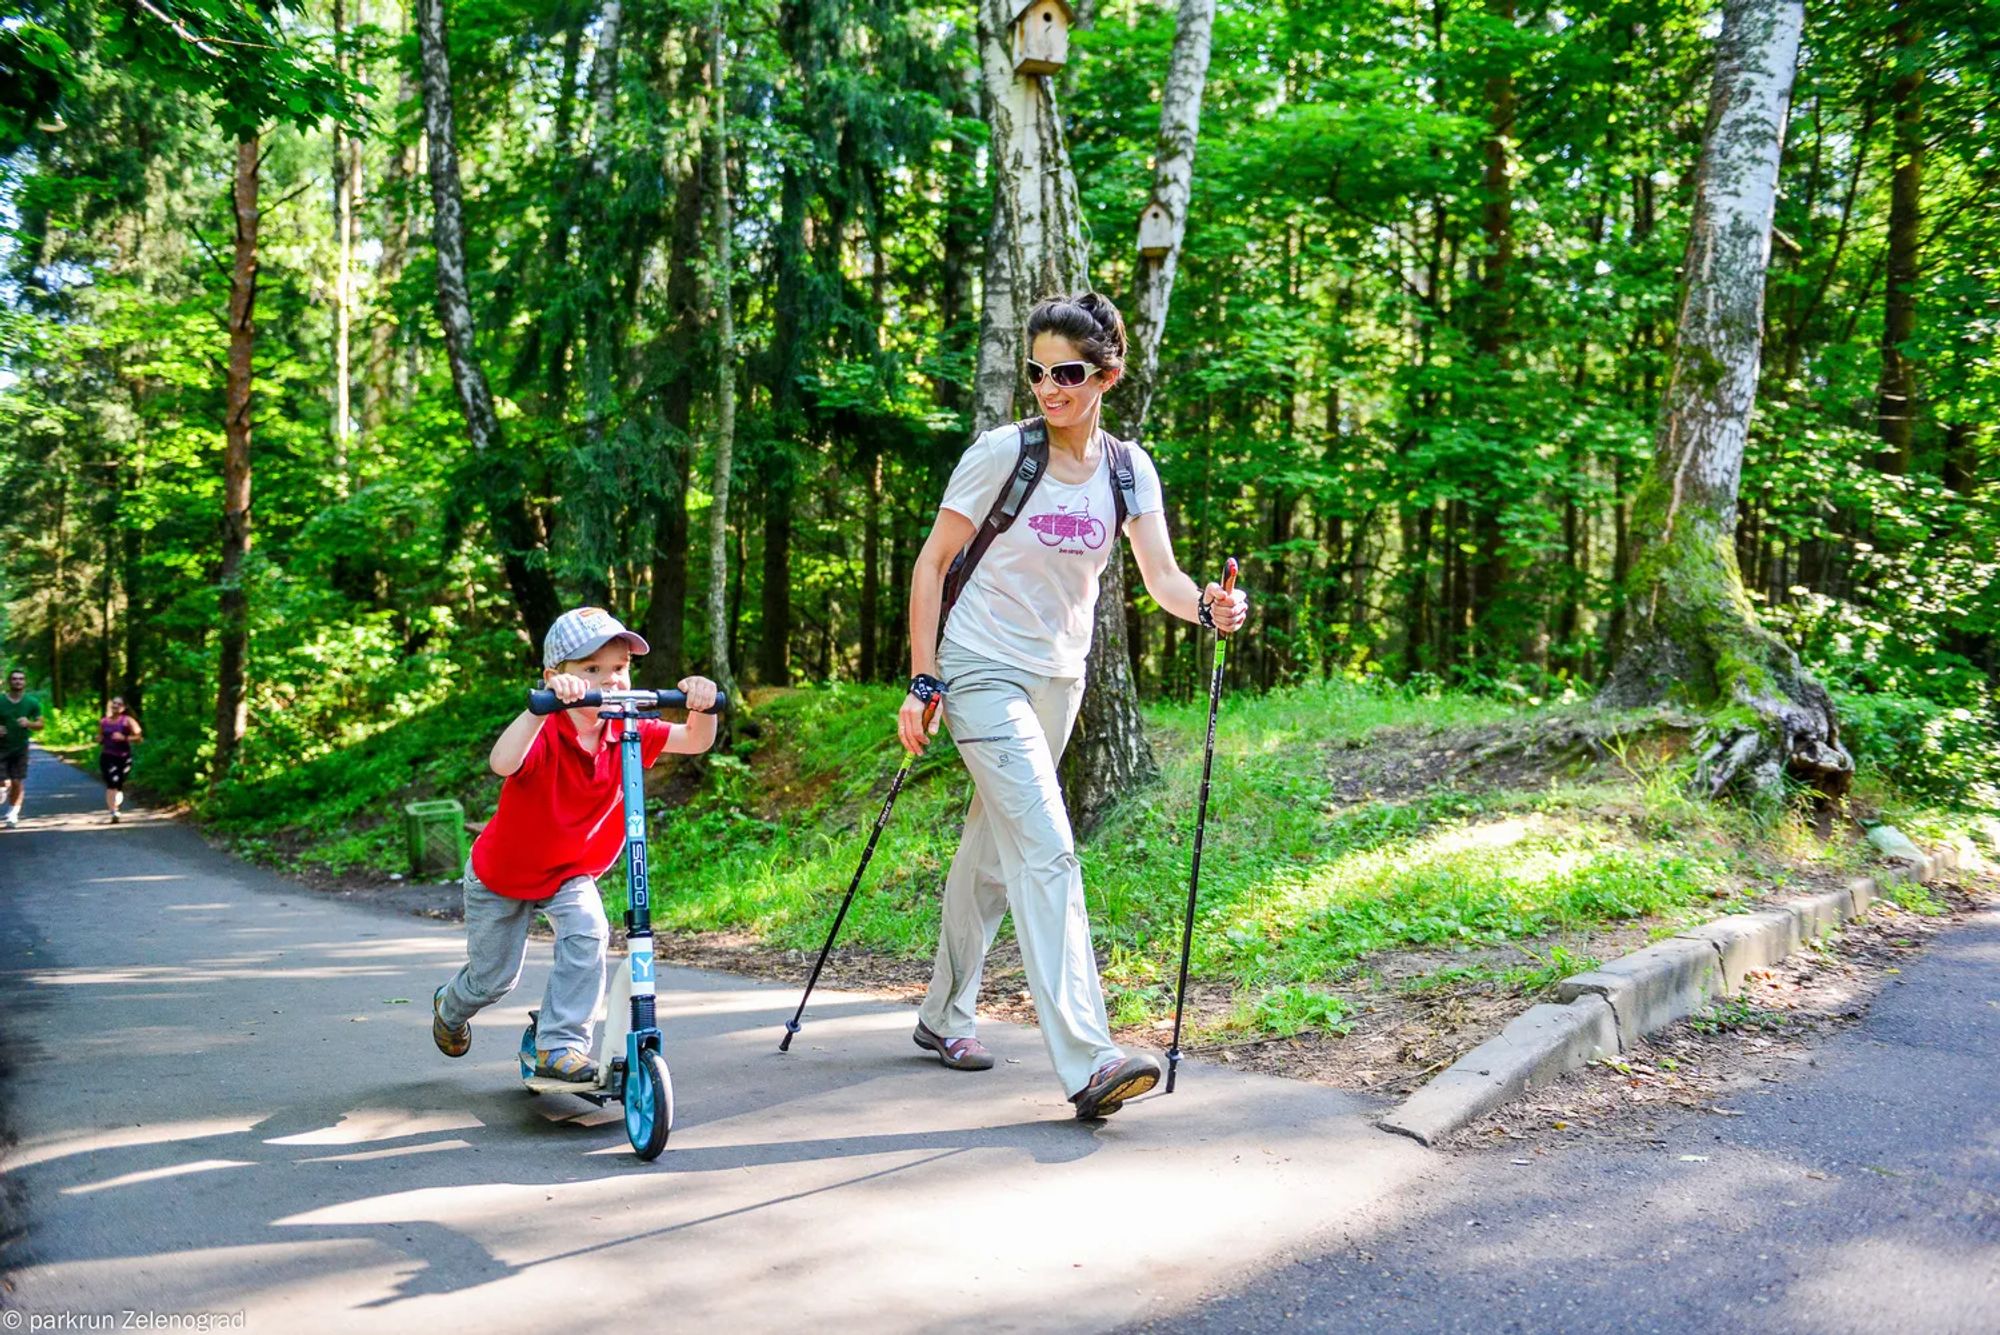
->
[1027,500,1108,550]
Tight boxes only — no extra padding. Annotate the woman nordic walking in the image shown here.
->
[900,291,1249,1119]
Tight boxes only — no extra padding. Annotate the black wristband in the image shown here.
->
[908,673,947,705]
[1197,593,1217,631]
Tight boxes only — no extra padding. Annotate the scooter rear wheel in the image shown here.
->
[625,1048,673,1160]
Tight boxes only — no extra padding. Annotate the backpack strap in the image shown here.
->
[1102,431,1141,536]
[939,418,1050,636]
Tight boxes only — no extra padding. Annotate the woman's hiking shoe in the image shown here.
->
[913,1019,995,1070]
[534,1047,600,1084]
[1071,1053,1162,1119]
[432,985,470,1058]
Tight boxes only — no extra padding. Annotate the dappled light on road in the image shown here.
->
[265,1109,487,1146]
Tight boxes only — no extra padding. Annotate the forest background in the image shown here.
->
[1,0,1996,828]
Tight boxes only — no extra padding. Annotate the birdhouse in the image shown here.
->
[1012,0,1074,77]
[1137,200,1174,259]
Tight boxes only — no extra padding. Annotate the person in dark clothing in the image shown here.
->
[98,697,142,823]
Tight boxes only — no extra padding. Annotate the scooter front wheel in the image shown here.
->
[624,1049,674,1160]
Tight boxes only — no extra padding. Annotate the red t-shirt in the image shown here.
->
[470,713,674,899]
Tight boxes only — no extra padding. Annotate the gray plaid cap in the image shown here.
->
[543,606,651,670]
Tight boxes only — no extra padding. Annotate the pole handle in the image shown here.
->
[1211,556,1241,641]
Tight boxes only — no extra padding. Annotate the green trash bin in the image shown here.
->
[405,799,468,879]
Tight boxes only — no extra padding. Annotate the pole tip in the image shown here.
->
[779,1020,800,1052]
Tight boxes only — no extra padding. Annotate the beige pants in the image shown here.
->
[918,641,1123,1097]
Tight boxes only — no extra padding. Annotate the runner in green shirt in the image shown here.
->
[2,668,45,828]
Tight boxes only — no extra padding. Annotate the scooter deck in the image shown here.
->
[521,1074,612,1102]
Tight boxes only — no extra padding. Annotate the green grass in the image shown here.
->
[186,674,1956,1042]
[1398,944,1601,998]
[1688,996,1790,1034]
[617,679,1860,1039]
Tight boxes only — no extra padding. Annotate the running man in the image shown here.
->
[1,668,45,828]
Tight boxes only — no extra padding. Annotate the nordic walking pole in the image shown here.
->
[1165,557,1238,1093]
[779,698,939,1052]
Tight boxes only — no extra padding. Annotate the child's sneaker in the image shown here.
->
[533,1047,599,1084]
[432,985,470,1058]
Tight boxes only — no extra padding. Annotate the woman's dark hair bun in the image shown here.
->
[1026,290,1127,371]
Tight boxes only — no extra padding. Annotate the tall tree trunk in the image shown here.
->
[1467,0,1516,661]
[1875,12,1923,475]
[1601,0,1850,802]
[1122,0,1214,434]
[860,448,882,681]
[577,0,625,431]
[972,0,1090,433]
[213,134,259,782]
[703,2,738,698]
[49,472,67,708]
[365,22,418,439]
[642,41,709,688]
[1062,0,1213,832]
[331,0,355,493]
[418,0,561,649]
[1942,423,1980,496]
[510,7,585,405]
[99,464,117,704]
[122,451,146,716]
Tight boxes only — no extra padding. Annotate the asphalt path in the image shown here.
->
[4,745,1995,1333]
[0,746,1432,1333]
[1141,909,2000,1332]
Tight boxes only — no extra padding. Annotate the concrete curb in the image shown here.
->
[1375,829,1975,1147]
[1378,996,1617,1146]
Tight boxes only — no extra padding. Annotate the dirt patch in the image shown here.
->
[1441,871,1997,1153]
[1321,709,1698,810]
[1124,930,1652,1096]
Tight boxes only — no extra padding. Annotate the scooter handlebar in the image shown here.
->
[527,687,729,716]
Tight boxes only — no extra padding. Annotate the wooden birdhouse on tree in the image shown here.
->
[1012,0,1074,77]
[1137,200,1174,259]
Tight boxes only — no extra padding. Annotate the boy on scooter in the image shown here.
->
[431,607,719,1083]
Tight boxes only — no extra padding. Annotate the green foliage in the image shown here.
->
[1,0,1994,892]
[1252,985,1354,1036]
[1688,996,1790,1035]
[1881,878,1947,917]
[1835,687,2000,811]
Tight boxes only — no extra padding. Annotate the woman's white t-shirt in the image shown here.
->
[937,422,1164,678]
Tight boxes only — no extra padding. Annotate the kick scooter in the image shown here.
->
[518,684,726,1161]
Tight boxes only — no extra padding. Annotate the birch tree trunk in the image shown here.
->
[971,0,1136,832]
[1601,0,1851,802]
[1066,0,1213,833]
[213,133,259,783]
[703,3,738,699]
[972,0,1088,434]
[418,0,561,648]
[1122,0,1214,434]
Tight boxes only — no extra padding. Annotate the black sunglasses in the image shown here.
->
[1025,358,1102,389]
